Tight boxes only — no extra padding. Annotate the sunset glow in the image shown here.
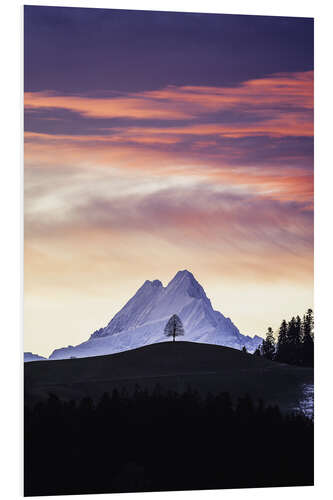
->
[24,7,313,357]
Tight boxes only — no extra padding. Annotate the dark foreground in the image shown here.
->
[24,386,313,496]
[25,341,313,413]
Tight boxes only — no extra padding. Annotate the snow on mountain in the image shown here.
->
[49,270,262,360]
[24,352,47,362]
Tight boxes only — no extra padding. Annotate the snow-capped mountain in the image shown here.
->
[48,270,262,360]
[24,352,47,362]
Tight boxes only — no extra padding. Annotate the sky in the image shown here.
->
[24,6,314,357]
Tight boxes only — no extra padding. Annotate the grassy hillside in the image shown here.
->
[25,341,313,412]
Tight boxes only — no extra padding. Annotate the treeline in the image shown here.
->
[25,386,313,496]
[254,308,314,367]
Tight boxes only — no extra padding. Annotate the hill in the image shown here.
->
[25,341,312,412]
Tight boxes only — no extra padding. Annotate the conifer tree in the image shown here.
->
[295,315,302,344]
[276,319,288,362]
[294,315,303,364]
[266,309,314,367]
[287,317,296,344]
[302,308,314,366]
[261,327,276,360]
[303,308,314,339]
[253,346,261,357]
[286,316,303,364]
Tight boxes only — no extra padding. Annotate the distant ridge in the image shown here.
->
[24,352,46,363]
[43,270,262,360]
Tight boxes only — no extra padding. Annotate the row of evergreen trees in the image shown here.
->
[254,308,314,367]
[25,387,313,496]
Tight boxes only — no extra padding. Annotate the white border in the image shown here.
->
[1,1,332,499]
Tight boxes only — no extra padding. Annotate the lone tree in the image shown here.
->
[164,314,184,342]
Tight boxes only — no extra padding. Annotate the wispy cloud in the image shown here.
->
[25,71,313,143]
[25,166,313,259]
[24,71,313,208]
[25,70,313,119]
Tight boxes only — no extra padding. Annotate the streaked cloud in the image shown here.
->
[24,71,313,151]
[25,70,313,120]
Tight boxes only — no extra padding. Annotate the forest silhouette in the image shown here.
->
[25,385,313,496]
[259,308,314,366]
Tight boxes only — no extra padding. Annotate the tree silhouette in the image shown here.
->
[261,327,276,360]
[284,316,303,364]
[242,346,248,354]
[164,314,184,342]
[276,319,288,363]
[253,346,261,357]
[302,308,314,367]
[259,309,314,367]
[25,386,314,496]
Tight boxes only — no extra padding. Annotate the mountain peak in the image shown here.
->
[166,270,206,299]
[151,279,163,287]
[174,269,194,279]
[141,279,163,290]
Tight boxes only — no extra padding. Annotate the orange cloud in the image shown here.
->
[126,113,313,139]
[24,70,313,213]
[142,71,313,110]
[24,91,192,120]
[25,71,313,124]
[204,167,313,206]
